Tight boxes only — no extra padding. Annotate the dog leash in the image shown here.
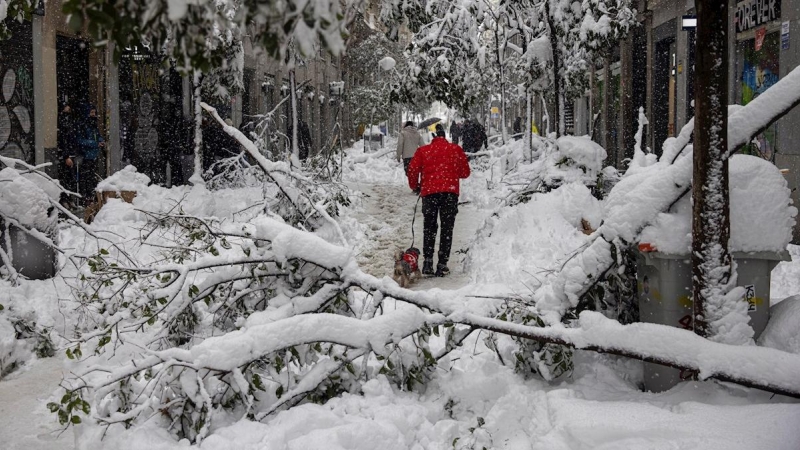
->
[410,193,421,249]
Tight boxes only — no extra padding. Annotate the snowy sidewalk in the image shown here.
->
[0,357,73,450]
[348,182,489,291]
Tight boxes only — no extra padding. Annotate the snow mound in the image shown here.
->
[771,245,800,301]
[467,182,602,287]
[0,314,28,377]
[545,136,607,186]
[343,136,407,186]
[759,296,800,354]
[378,56,396,71]
[0,167,56,231]
[640,155,796,254]
[96,165,151,193]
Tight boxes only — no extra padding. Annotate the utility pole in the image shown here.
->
[692,0,731,338]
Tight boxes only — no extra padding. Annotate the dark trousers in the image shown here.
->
[403,158,412,175]
[78,158,99,205]
[58,160,77,194]
[422,192,458,266]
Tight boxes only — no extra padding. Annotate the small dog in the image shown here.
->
[392,247,422,288]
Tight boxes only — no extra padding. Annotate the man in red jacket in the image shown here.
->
[407,124,471,277]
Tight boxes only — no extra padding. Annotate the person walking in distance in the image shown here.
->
[461,118,488,156]
[396,121,421,174]
[407,124,471,277]
[76,106,105,206]
[450,120,462,145]
[512,117,523,140]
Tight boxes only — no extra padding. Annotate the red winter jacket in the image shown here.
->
[407,137,471,197]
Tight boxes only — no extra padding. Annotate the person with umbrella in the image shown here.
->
[406,124,470,277]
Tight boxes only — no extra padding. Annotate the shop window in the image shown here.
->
[738,31,780,161]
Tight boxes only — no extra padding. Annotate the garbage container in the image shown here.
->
[0,220,57,280]
[365,133,384,151]
[636,250,788,392]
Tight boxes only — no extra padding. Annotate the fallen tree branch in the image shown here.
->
[534,65,800,323]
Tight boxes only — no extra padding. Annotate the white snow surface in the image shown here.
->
[759,296,800,354]
[771,244,800,301]
[0,167,56,231]
[3,134,800,449]
[467,182,603,290]
[640,155,797,254]
[378,56,396,71]
[95,165,151,193]
[542,136,607,186]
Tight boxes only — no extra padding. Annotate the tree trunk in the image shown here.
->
[189,70,205,186]
[620,35,634,164]
[544,1,561,138]
[602,55,611,153]
[692,0,746,343]
[525,92,533,161]
[495,26,508,145]
[289,68,299,165]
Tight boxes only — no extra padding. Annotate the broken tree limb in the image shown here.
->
[533,64,800,324]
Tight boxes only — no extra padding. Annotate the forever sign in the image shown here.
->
[735,0,781,33]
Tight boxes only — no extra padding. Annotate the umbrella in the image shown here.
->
[417,117,441,129]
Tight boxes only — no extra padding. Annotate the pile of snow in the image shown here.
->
[771,245,800,301]
[20,143,800,450]
[77,343,800,450]
[543,136,607,186]
[0,167,56,232]
[759,296,800,354]
[378,56,396,71]
[343,136,408,186]
[91,183,267,226]
[0,278,65,379]
[466,182,603,288]
[640,155,796,254]
[0,314,27,378]
[363,125,385,137]
[95,165,151,193]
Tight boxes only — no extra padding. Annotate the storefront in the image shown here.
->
[119,49,185,184]
[735,0,783,161]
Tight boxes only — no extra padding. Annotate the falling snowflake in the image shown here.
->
[0,68,31,161]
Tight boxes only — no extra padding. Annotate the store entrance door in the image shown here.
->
[56,36,90,112]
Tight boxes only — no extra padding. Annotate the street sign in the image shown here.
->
[782,21,790,50]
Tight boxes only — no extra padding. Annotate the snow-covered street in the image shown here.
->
[348,182,489,291]
[0,357,73,449]
[5,0,800,441]
[2,137,800,449]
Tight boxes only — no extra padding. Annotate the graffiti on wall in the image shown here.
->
[741,32,780,161]
[133,91,159,167]
[120,55,162,178]
[0,21,34,163]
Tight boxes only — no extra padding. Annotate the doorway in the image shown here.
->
[652,37,676,155]
[56,36,90,112]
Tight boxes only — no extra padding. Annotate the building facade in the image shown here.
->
[575,0,800,240]
[0,1,350,185]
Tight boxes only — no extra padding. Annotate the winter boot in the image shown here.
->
[435,264,450,277]
[422,260,434,276]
